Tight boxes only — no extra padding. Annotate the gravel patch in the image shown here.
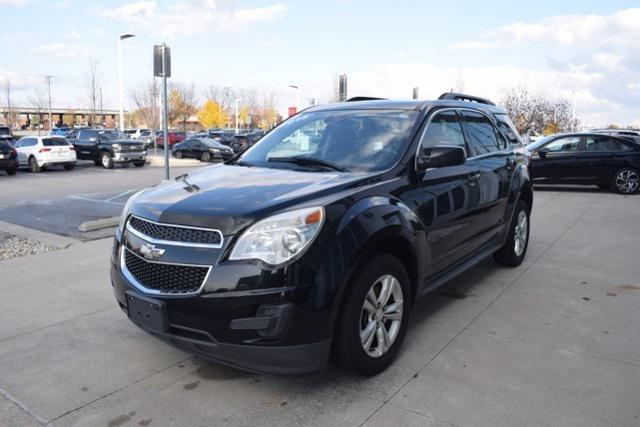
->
[0,232,59,261]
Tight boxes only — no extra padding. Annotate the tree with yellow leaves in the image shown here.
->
[238,105,250,130]
[198,99,228,129]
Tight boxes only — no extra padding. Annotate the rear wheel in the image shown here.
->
[174,150,183,159]
[332,253,411,375]
[101,151,114,169]
[28,156,41,173]
[613,167,639,194]
[493,200,530,267]
[201,152,211,162]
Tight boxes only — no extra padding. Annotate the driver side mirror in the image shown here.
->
[416,145,466,171]
[537,148,548,159]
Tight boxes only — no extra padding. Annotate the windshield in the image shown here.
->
[98,130,127,140]
[239,110,419,172]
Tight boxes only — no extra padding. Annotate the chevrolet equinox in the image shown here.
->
[110,93,533,375]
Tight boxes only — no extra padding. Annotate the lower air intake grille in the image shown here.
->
[124,249,209,294]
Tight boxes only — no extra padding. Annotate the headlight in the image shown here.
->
[229,207,324,266]
[112,143,122,151]
[209,148,220,153]
[117,189,146,234]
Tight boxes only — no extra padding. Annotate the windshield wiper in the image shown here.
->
[268,156,350,172]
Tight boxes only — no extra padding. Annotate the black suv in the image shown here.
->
[111,93,532,375]
[73,129,147,168]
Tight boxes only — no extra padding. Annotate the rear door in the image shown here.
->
[460,110,511,249]
[530,136,581,183]
[581,135,635,185]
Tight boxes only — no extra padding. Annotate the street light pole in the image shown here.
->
[288,84,299,112]
[234,98,239,133]
[118,33,135,131]
[46,75,53,132]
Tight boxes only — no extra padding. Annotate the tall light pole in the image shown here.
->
[118,33,135,131]
[288,84,299,112]
[45,75,53,132]
[234,98,240,133]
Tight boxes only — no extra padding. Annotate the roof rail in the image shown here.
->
[438,92,495,106]
[346,96,387,102]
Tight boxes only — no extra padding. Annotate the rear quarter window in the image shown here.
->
[493,113,523,147]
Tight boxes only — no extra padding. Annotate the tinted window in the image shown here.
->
[462,111,500,155]
[43,138,70,146]
[80,130,97,139]
[586,136,631,152]
[493,113,522,147]
[0,127,10,136]
[543,136,580,152]
[420,110,466,152]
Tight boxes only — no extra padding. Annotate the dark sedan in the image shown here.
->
[172,137,234,162]
[0,141,18,175]
[527,133,640,194]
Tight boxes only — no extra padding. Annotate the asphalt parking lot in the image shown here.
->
[0,158,201,240]
[1,187,639,426]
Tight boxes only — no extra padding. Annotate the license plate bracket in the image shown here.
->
[126,291,168,332]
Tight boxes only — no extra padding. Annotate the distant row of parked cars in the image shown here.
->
[0,126,267,175]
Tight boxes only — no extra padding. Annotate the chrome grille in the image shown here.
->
[123,249,209,295]
[128,216,222,247]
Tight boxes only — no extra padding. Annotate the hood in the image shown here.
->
[130,164,376,235]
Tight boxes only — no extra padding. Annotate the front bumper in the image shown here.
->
[113,152,147,163]
[110,236,333,374]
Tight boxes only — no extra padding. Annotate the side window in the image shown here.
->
[493,113,522,147]
[461,111,500,156]
[543,136,580,152]
[586,136,630,152]
[420,110,466,152]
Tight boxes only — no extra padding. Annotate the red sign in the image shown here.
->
[288,106,297,117]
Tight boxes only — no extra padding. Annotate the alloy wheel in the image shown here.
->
[514,210,528,257]
[615,170,639,194]
[360,274,404,358]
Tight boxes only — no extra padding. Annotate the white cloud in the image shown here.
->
[0,0,27,5]
[451,8,640,49]
[50,0,72,7]
[2,31,29,43]
[97,0,287,38]
[63,30,81,39]
[32,43,94,58]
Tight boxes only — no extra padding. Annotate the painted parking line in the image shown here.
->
[105,189,136,202]
[68,195,127,206]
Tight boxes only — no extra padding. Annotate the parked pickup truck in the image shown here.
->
[72,129,147,169]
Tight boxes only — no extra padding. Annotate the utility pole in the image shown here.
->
[154,43,171,181]
[46,75,53,132]
[100,87,103,127]
[234,98,239,133]
[118,33,135,131]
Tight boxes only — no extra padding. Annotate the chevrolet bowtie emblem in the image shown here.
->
[139,243,165,260]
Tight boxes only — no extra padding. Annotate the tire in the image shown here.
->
[28,156,41,173]
[64,163,75,171]
[493,199,530,267]
[332,253,411,376]
[100,151,114,169]
[174,151,183,159]
[133,161,146,167]
[613,167,640,194]
[201,152,211,162]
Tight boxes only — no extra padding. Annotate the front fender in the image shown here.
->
[323,196,426,335]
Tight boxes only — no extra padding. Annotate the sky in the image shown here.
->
[1,0,639,127]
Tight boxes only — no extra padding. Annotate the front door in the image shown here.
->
[531,135,581,184]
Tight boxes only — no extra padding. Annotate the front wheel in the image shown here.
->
[174,151,183,159]
[613,168,639,194]
[494,200,530,267]
[201,152,211,162]
[332,253,411,375]
[101,152,114,169]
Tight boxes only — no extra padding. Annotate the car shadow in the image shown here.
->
[533,185,609,193]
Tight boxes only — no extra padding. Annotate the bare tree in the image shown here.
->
[1,77,18,129]
[500,87,579,136]
[85,58,102,126]
[203,85,235,117]
[130,77,161,129]
[29,87,48,135]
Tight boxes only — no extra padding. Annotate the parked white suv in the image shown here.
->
[124,128,150,140]
[14,136,77,173]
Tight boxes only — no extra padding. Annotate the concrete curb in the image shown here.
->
[0,220,79,248]
[78,217,120,232]
[147,155,202,167]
